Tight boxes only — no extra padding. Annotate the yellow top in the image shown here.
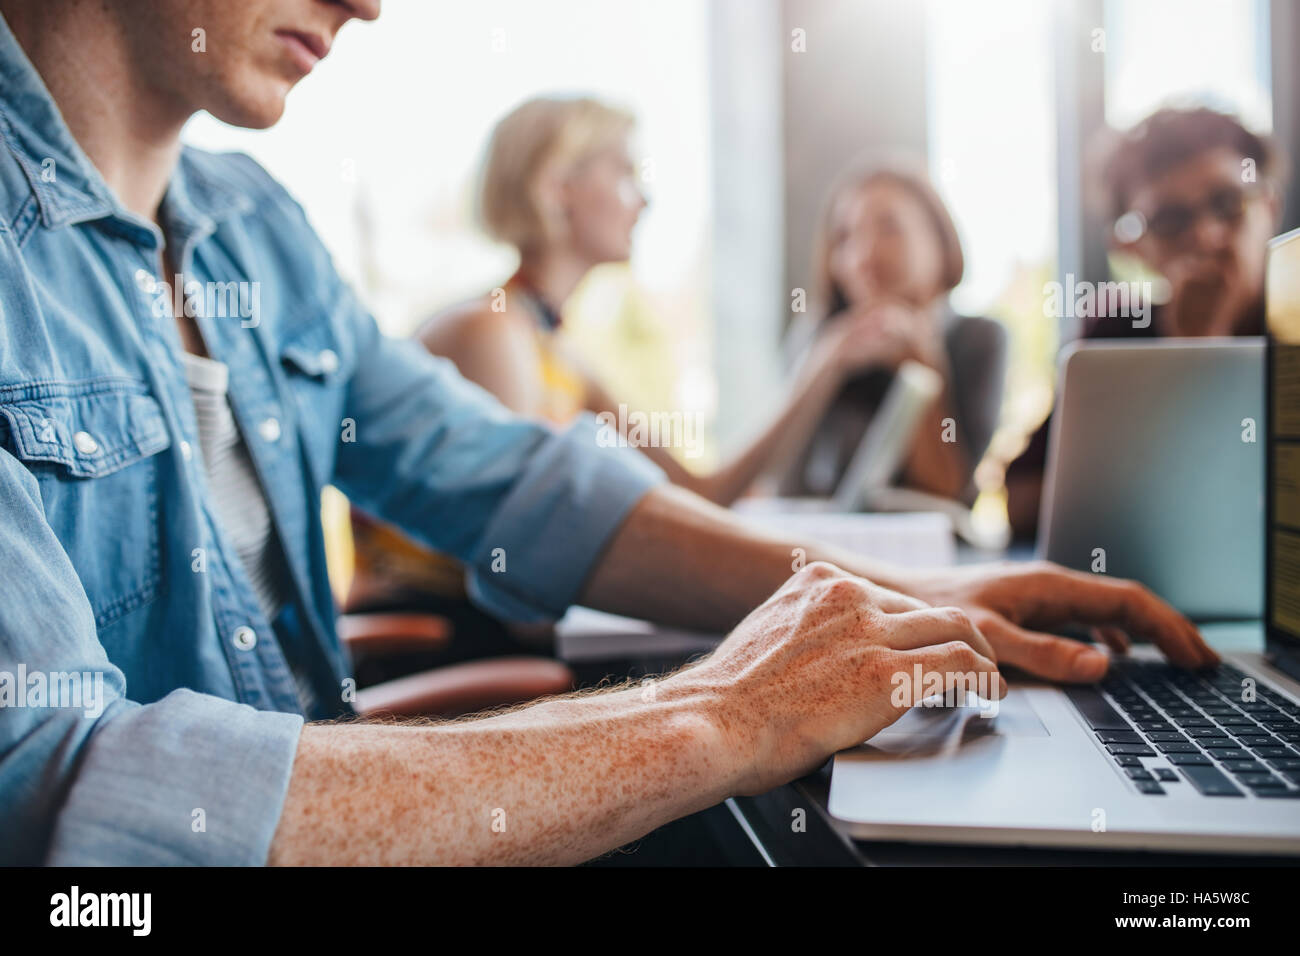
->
[348,302,586,606]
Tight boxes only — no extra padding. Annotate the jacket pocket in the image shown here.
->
[0,378,170,628]
[278,311,354,486]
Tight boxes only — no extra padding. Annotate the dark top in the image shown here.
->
[777,311,1007,504]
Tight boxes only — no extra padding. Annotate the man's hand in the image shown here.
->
[894,560,1220,681]
[665,561,1006,796]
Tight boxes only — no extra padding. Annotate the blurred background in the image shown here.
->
[182,0,1299,532]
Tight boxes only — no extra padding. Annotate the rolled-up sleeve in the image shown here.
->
[333,314,665,623]
[463,414,666,620]
[0,450,303,865]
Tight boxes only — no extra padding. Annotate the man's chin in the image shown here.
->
[206,87,291,131]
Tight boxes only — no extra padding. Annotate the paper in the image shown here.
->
[733,501,957,568]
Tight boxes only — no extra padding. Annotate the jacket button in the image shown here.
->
[258,417,281,443]
[72,431,99,455]
[232,626,257,651]
[318,349,339,374]
[180,440,194,461]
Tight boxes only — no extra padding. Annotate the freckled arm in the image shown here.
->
[268,678,733,866]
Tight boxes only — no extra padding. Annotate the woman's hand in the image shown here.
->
[814,302,940,379]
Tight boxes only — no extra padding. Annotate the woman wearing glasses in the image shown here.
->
[1005,106,1287,539]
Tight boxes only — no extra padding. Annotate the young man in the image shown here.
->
[0,0,1216,866]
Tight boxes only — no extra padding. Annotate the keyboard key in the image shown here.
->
[1096,730,1144,744]
[1167,752,1213,765]
[1180,765,1244,796]
[1185,728,1230,739]
[1107,744,1156,756]
[1252,746,1293,758]
[1136,781,1166,795]
[1267,758,1300,771]
[1235,772,1284,788]
[1155,742,1201,754]
[1154,768,1180,782]
[1145,732,1190,743]
[1114,755,1144,768]
[1211,749,1251,762]
[1221,760,1267,773]
[1201,739,1242,750]
[1065,687,1132,731]
[1127,768,1155,781]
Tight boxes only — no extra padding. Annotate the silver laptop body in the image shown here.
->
[1039,338,1264,621]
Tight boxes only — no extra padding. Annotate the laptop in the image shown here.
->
[1038,336,1264,620]
[827,229,1300,853]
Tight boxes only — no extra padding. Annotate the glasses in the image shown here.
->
[1114,186,1260,244]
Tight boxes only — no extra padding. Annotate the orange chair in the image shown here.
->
[337,611,575,720]
[325,492,575,719]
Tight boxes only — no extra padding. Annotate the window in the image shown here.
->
[925,0,1059,511]
[1103,0,1271,132]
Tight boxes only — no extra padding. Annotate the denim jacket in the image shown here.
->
[0,14,662,865]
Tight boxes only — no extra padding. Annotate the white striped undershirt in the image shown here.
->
[181,351,318,715]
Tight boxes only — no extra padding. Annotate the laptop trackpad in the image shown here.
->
[864,690,1049,756]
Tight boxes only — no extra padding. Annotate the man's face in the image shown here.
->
[1120,147,1278,336]
[116,0,380,129]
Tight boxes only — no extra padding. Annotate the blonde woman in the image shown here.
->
[779,159,1007,503]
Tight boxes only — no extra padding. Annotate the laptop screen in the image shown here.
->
[1267,228,1300,678]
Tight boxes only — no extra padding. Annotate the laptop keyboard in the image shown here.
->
[1066,660,1300,798]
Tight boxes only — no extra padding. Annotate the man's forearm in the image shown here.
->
[268,678,734,865]
[580,483,911,634]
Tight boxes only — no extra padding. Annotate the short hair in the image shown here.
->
[1094,106,1285,221]
[477,96,636,252]
[812,155,964,315]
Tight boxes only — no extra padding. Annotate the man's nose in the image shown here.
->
[337,0,382,23]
